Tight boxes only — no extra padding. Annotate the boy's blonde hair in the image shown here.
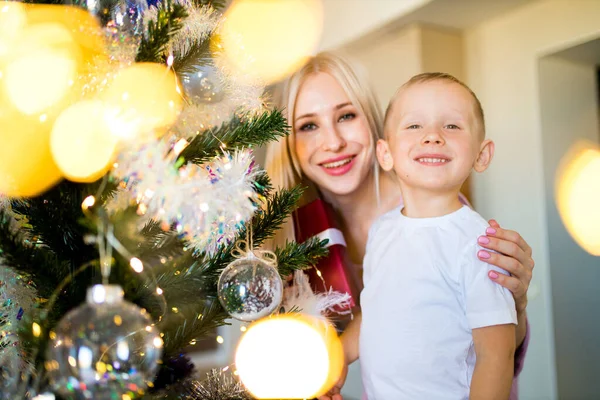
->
[384,72,486,138]
[264,51,384,248]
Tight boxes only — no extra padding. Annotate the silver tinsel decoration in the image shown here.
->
[190,369,251,400]
[0,264,37,397]
[108,141,258,254]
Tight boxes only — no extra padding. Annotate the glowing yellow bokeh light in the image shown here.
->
[5,47,77,115]
[235,314,343,399]
[0,4,108,197]
[50,100,119,182]
[218,0,323,84]
[0,113,63,197]
[0,3,27,58]
[2,6,106,116]
[555,142,600,256]
[101,63,182,140]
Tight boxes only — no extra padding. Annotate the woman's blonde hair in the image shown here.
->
[264,51,384,248]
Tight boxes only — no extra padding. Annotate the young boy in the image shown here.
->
[322,73,517,400]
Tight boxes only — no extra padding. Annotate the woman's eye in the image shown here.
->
[298,122,317,132]
[338,113,355,122]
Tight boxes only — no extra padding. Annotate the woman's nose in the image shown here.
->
[320,125,347,151]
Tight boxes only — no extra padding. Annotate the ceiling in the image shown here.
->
[319,0,539,50]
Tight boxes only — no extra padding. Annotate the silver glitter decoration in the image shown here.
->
[190,369,251,400]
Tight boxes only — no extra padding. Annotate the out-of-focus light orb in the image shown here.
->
[0,3,27,58]
[0,115,63,197]
[218,0,323,84]
[2,6,107,115]
[101,63,182,140]
[5,46,77,115]
[235,314,343,399]
[0,4,108,197]
[50,100,119,182]
[556,142,600,256]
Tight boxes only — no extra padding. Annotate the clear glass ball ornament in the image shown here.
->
[180,64,225,104]
[46,284,162,400]
[68,0,148,62]
[217,255,283,322]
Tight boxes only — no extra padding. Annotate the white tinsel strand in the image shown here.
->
[172,58,266,135]
[281,270,352,320]
[0,264,37,396]
[143,1,218,59]
[108,141,258,254]
[0,195,9,211]
[190,368,251,400]
[171,4,219,58]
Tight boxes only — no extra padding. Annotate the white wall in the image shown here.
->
[464,1,600,398]
[538,55,600,399]
[344,24,422,111]
[343,24,464,111]
[318,0,432,51]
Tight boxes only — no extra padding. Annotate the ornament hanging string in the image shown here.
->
[230,219,277,269]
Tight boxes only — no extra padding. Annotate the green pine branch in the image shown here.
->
[274,237,329,278]
[136,1,188,63]
[193,0,228,10]
[252,170,273,198]
[0,211,67,303]
[173,37,213,76]
[179,110,288,165]
[160,300,230,357]
[10,181,99,268]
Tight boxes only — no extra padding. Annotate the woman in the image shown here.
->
[265,52,533,398]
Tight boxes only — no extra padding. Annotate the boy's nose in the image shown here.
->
[421,130,445,145]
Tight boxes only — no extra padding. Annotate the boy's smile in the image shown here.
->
[378,79,494,196]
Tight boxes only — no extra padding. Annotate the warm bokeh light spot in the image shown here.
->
[50,100,119,182]
[235,314,343,399]
[218,0,323,84]
[556,141,600,256]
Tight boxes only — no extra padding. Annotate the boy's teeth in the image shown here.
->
[418,158,448,163]
[322,157,353,168]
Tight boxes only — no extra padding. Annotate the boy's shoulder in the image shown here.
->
[369,206,402,235]
[457,206,489,236]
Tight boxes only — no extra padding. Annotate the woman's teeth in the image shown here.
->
[322,157,353,168]
[417,158,448,163]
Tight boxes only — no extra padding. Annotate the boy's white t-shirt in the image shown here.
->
[359,205,517,400]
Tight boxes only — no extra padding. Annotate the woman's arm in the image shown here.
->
[476,219,534,348]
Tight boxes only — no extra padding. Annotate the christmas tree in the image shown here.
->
[0,0,331,398]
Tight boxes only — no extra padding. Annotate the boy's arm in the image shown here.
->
[470,324,516,400]
[340,311,361,364]
[317,312,361,400]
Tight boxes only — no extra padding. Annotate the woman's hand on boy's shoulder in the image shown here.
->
[477,219,534,312]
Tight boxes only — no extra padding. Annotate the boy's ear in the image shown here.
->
[474,139,495,173]
[376,139,394,171]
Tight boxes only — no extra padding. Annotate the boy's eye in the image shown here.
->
[338,113,355,122]
[298,122,317,132]
[407,124,421,129]
[445,124,460,130]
